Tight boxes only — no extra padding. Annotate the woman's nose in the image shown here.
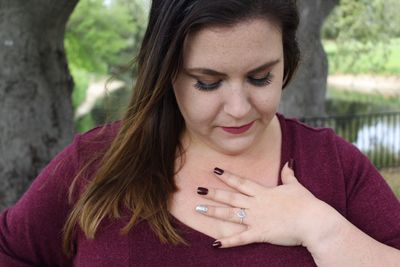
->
[223,86,251,119]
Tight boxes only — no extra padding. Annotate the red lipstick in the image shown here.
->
[221,121,254,135]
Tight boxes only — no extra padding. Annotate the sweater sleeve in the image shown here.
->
[0,135,83,266]
[335,136,400,249]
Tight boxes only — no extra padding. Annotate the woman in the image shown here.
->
[1,0,399,266]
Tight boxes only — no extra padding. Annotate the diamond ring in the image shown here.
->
[236,208,247,224]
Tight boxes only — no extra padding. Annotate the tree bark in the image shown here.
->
[0,0,78,210]
[280,0,339,118]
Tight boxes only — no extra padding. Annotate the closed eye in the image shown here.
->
[193,72,273,91]
[194,80,222,91]
[248,72,273,87]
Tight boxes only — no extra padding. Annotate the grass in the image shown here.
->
[327,88,400,108]
[386,39,400,74]
[381,168,400,198]
[323,38,400,75]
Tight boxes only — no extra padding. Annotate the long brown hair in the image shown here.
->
[63,0,300,255]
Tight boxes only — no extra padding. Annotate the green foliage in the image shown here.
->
[65,0,147,131]
[381,168,400,197]
[70,66,90,110]
[326,88,400,113]
[74,85,132,133]
[322,0,400,74]
[323,0,400,41]
[75,113,96,133]
[324,38,400,74]
[385,39,400,74]
[65,0,145,74]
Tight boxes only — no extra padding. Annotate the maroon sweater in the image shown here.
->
[1,114,399,266]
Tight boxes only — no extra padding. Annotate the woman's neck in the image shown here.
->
[178,116,282,172]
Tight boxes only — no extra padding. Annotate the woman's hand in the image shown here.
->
[195,160,342,249]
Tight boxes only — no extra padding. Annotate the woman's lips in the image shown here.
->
[221,121,254,135]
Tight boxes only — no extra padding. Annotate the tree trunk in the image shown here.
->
[0,0,78,210]
[280,0,339,118]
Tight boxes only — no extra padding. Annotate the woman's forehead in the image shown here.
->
[182,19,283,72]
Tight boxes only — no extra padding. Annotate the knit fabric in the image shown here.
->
[1,114,399,266]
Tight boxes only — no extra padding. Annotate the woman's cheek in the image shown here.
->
[253,91,281,112]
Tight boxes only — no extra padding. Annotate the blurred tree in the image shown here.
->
[323,0,400,40]
[280,0,339,117]
[65,0,146,75]
[322,0,400,73]
[0,0,78,210]
[65,0,147,132]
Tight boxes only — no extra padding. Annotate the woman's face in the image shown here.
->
[173,19,284,155]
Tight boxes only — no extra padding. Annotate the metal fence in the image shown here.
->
[301,112,400,169]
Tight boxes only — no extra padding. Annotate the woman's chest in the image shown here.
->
[168,160,281,240]
[73,219,316,267]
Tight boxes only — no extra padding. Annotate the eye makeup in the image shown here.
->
[194,80,222,91]
[193,71,273,91]
[186,59,280,92]
[248,72,273,87]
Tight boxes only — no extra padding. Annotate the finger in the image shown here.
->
[213,167,261,196]
[212,230,257,248]
[195,205,249,225]
[197,187,251,208]
[281,160,298,185]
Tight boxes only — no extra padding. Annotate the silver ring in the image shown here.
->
[236,208,247,224]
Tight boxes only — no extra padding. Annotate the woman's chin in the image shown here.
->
[212,137,260,156]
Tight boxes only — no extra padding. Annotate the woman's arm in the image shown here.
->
[306,207,400,267]
[0,136,80,266]
[305,135,400,266]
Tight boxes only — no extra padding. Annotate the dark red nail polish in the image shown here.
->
[214,167,224,175]
[288,158,295,170]
[212,241,222,248]
[197,187,208,195]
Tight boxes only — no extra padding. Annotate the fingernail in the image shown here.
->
[195,205,208,214]
[214,167,224,175]
[288,158,295,170]
[197,187,208,195]
[212,241,222,248]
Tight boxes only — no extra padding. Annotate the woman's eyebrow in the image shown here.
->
[247,59,281,75]
[184,59,281,77]
[184,68,227,77]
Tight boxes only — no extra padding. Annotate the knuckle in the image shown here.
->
[225,191,237,204]
[228,175,242,186]
[214,189,230,203]
[209,188,217,198]
[231,177,247,189]
[237,178,247,186]
[207,206,215,216]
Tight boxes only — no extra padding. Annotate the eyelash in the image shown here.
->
[194,72,274,91]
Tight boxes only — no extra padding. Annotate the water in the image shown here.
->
[355,120,400,153]
[325,87,400,167]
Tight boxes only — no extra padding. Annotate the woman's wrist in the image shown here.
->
[303,202,400,267]
[302,200,348,256]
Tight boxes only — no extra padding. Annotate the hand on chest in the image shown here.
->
[170,163,279,239]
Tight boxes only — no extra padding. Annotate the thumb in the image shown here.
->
[281,159,298,185]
